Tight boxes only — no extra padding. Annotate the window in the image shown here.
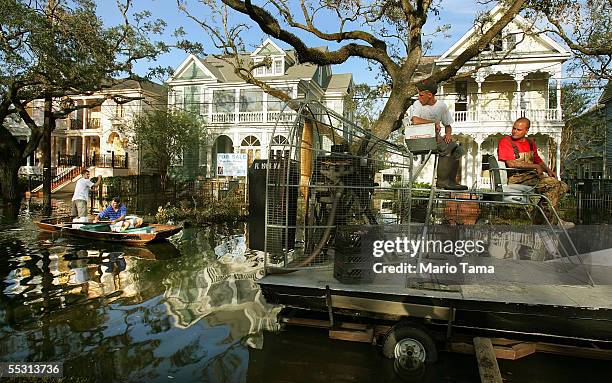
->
[213,90,235,113]
[455,81,468,120]
[241,135,260,146]
[271,135,289,159]
[185,85,201,114]
[171,150,183,166]
[484,32,504,52]
[505,32,518,50]
[267,87,293,111]
[383,174,401,183]
[254,57,284,76]
[239,89,263,112]
[492,34,503,52]
[172,88,184,109]
[274,59,283,75]
[271,135,288,145]
[115,102,124,118]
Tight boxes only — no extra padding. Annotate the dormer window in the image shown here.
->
[251,38,291,77]
[253,57,284,76]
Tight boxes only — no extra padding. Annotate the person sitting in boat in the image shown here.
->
[93,197,144,232]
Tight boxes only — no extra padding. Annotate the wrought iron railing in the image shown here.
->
[86,153,128,168]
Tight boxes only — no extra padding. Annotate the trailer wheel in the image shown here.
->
[383,325,437,364]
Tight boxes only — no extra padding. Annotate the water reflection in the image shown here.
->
[0,203,280,382]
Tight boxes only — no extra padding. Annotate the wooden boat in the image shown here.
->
[36,217,182,246]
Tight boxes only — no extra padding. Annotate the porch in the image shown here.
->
[209,110,298,124]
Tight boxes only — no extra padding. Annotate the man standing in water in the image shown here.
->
[71,169,101,218]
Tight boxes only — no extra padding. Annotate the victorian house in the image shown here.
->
[166,38,353,177]
[10,79,165,193]
[408,5,571,188]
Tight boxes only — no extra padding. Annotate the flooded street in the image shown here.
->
[0,199,610,382]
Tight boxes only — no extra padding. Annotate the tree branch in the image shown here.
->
[432,0,526,84]
[221,0,401,77]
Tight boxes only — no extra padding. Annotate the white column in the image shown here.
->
[233,132,240,153]
[263,92,268,123]
[262,129,269,160]
[207,89,213,120]
[207,143,213,177]
[474,73,484,122]
[465,139,473,187]
[474,135,485,188]
[81,136,86,166]
[234,88,240,122]
[513,74,525,117]
[555,75,562,120]
[555,132,561,178]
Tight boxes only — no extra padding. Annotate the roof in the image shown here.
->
[437,4,571,62]
[201,50,320,83]
[111,78,165,95]
[326,73,352,91]
[599,81,612,104]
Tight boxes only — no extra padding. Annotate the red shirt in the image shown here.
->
[497,136,543,164]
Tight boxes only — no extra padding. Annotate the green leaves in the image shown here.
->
[128,108,208,180]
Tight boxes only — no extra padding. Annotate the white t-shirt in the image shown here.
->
[72,178,94,201]
[409,100,454,126]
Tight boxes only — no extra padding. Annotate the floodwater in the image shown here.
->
[0,199,610,382]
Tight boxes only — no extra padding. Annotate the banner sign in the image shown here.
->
[217,153,247,177]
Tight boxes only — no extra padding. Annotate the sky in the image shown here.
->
[96,0,491,85]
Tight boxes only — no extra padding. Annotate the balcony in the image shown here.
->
[209,110,297,124]
[70,119,83,130]
[87,118,101,129]
[453,109,560,123]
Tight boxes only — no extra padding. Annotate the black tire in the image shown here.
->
[382,325,438,363]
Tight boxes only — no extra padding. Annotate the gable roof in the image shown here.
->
[170,54,218,81]
[599,81,612,104]
[437,4,570,62]
[326,73,353,91]
[199,50,319,82]
[110,78,164,95]
[252,38,286,57]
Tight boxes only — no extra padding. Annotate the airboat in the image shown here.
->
[250,100,612,370]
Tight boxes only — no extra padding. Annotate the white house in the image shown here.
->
[166,38,354,176]
[51,79,165,178]
[8,79,165,192]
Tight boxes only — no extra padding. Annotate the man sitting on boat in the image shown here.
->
[93,197,144,232]
[497,117,573,228]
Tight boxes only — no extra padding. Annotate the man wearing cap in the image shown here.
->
[407,79,467,190]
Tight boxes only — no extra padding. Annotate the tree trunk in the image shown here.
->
[41,95,59,217]
[369,81,415,147]
[0,159,21,203]
[42,96,55,210]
